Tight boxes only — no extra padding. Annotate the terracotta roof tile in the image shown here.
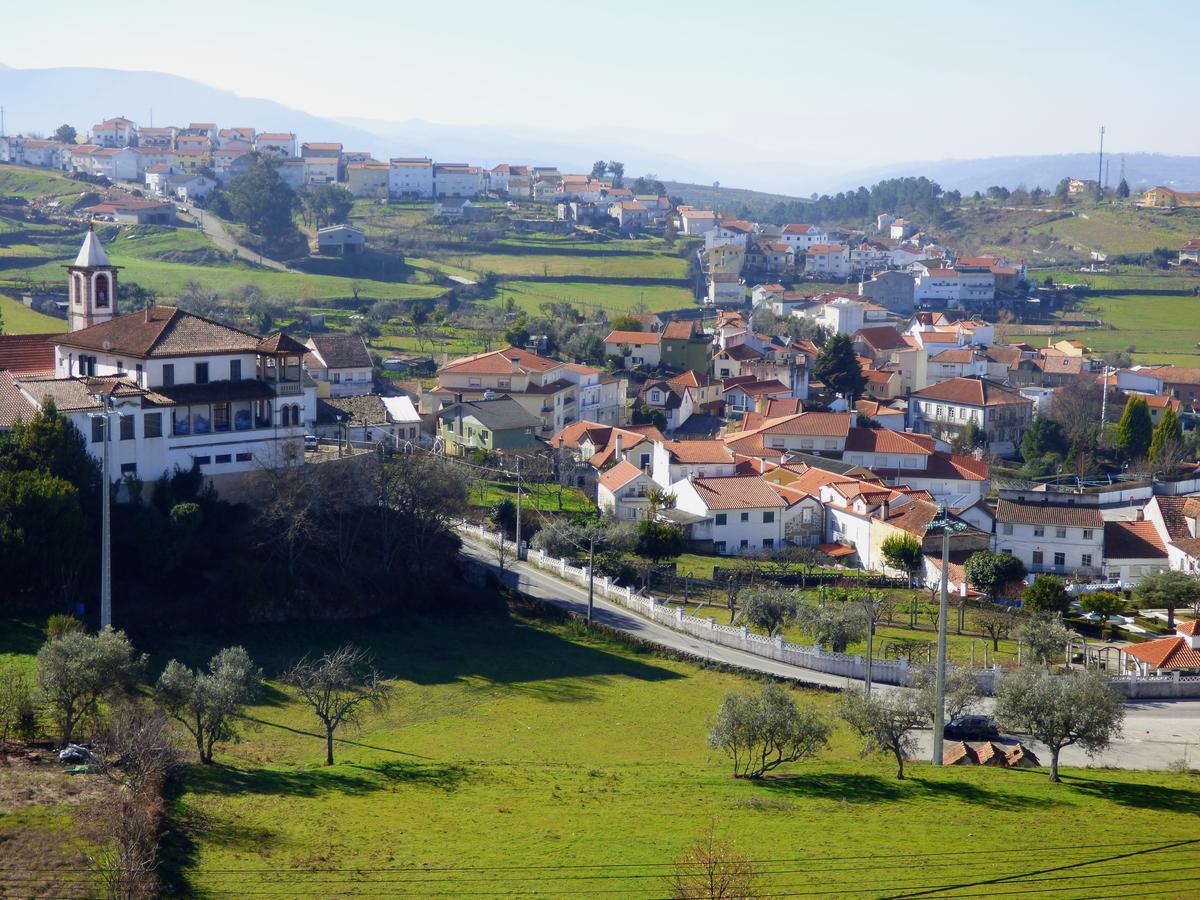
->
[605,330,661,345]
[662,439,735,464]
[599,459,646,491]
[995,499,1103,528]
[1124,636,1200,671]
[54,307,260,359]
[440,347,562,375]
[1103,520,1168,560]
[0,333,61,376]
[912,377,1031,407]
[690,475,786,510]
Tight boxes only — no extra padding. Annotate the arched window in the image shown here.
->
[72,273,84,306]
[94,273,110,308]
[291,404,301,426]
[281,406,291,426]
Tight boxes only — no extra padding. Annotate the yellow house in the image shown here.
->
[1143,186,1200,208]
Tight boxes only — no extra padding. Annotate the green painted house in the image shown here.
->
[437,397,542,454]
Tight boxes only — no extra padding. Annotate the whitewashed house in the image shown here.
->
[994,492,1105,578]
[389,158,434,198]
[671,475,787,555]
[598,460,656,521]
[305,333,374,397]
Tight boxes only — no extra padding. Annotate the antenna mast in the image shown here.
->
[1098,126,1105,187]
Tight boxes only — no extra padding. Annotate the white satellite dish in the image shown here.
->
[102,340,113,351]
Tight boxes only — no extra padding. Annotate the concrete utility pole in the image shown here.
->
[930,505,968,766]
[587,534,596,622]
[864,589,875,695]
[1098,126,1105,188]
[514,456,522,561]
[89,394,115,630]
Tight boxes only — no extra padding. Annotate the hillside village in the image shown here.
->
[6,103,1200,898]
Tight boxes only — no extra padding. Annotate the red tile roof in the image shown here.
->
[690,475,786,510]
[662,440,735,464]
[1124,635,1200,671]
[0,371,37,428]
[912,377,1031,407]
[599,460,645,491]
[1103,521,1168,560]
[854,326,908,352]
[54,306,260,359]
[844,428,933,455]
[605,330,661,345]
[995,499,1103,528]
[0,333,61,375]
[441,347,562,375]
[661,320,701,341]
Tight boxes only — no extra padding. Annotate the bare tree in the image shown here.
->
[973,603,1019,651]
[284,645,391,766]
[669,822,761,899]
[495,529,513,574]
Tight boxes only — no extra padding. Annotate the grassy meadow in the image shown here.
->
[497,279,696,315]
[0,607,1184,897]
[0,292,65,334]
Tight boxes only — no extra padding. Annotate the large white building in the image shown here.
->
[994,492,1105,578]
[389,158,434,199]
[3,231,314,488]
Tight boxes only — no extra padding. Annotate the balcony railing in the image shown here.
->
[273,380,303,396]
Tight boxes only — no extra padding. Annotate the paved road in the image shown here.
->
[178,203,292,272]
[461,536,1200,770]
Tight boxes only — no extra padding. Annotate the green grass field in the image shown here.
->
[0,163,95,202]
[1052,293,1200,366]
[468,478,595,513]
[430,251,687,279]
[117,610,1200,896]
[0,292,65,334]
[497,280,696,315]
[3,604,1199,897]
[1028,206,1200,256]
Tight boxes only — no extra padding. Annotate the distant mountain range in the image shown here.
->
[2,64,1199,197]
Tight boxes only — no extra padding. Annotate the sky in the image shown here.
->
[3,0,1197,190]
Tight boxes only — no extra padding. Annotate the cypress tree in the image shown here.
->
[1115,396,1153,460]
[812,334,867,401]
[1149,405,1183,462]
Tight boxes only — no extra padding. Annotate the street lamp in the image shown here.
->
[86,387,125,630]
[928,504,969,766]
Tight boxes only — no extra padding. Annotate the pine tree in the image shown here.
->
[1115,396,1153,460]
[1149,406,1183,462]
[812,334,867,401]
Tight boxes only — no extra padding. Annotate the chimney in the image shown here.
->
[881,498,890,520]
[615,433,623,459]
[145,302,152,323]
[511,354,520,374]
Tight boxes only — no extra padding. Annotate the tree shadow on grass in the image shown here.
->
[1052,772,1200,816]
[0,617,46,658]
[183,763,384,799]
[757,771,1058,812]
[137,610,684,690]
[348,759,471,791]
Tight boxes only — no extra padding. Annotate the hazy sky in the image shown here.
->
[4,0,1195,179]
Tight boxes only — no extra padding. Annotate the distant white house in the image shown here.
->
[316,224,366,256]
[305,333,374,396]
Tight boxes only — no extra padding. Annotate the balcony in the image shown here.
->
[273,380,303,397]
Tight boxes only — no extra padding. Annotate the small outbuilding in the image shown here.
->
[316,224,366,256]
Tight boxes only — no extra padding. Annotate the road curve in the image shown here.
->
[460,536,1200,770]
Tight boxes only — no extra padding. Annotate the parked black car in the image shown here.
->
[943,715,1000,740]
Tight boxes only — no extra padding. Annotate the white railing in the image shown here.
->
[460,524,1200,699]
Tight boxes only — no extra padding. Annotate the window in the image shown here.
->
[213,403,231,432]
[120,415,134,441]
[193,455,211,466]
[468,377,482,387]
[230,359,241,380]
[116,360,124,373]
[740,539,749,549]
[332,372,341,384]
[763,511,775,523]
[1032,550,1044,565]
[762,539,774,549]
[1055,527,1067,539]
[215,454,232,464]
[715,513,727,525]
[120,463,137,475]
[1054,552,1066,567]
[740,512,749,522]
[195,362,209,384]
[162,364,174,386]
[135,363,143,383]
[1033,526,1044,537]
[497,378,510,389]
[144,413,162,438]
[1082,553,1093,567]
[1083,529,1093,540]
[801,507,812,524]
[1002,523,1013,535]
[714,541,727,554]
[236,452,252,462]
[91,418,104,443]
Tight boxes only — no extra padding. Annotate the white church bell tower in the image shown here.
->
[67,225,120,332]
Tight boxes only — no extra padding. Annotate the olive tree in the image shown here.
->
[840,690,926,779]
[972,602,1019,651]
[708,682,831,778]
[284,645,391,765]
[1017,615,1073,667]
[735,587,801,637]
[995,668,1124,782]
[798,602,866,653]
[910,663,980,724]
[1132,570,1200,629]
[36,628,143,745]
[156,646,263,764]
